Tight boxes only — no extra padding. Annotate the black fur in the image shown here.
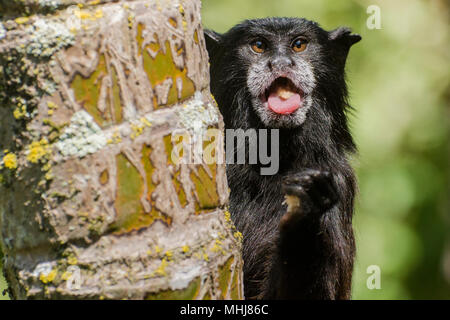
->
[205,18,361,299]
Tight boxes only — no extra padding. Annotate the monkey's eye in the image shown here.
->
[251,40,266,53]
[292,38,308,52]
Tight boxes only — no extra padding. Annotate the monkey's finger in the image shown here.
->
[282,183,308,198]
[283,175,306,185]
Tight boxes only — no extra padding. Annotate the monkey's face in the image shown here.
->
[205,18,360,129]
[241,21,320,128]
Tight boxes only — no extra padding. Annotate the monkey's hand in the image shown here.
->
[280,169,338,232]
[263,169,340,299]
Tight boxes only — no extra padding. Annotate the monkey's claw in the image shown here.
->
[282,169,338,213]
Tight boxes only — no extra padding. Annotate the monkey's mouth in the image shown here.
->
[261,77,304,115]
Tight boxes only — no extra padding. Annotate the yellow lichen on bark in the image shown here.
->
[2,153,18,170]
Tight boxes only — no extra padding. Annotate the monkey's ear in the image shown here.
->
[328,27,361,64]
[204,29,222,57]
[329,27,361,47]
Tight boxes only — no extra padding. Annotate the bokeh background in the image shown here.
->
[1,0,449,300]
[201,0,450,299]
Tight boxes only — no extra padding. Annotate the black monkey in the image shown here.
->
[204,18,361,300]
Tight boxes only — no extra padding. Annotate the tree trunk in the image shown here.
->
[0,0,243,300]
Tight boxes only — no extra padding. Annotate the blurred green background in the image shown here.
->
[1,0,449,300]
[201,0,450,299]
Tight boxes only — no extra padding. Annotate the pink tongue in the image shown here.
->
[267,92,301,114]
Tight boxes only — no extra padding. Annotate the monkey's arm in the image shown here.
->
[262,169,354,300]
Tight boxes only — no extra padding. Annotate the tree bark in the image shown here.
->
[0,0,243,300]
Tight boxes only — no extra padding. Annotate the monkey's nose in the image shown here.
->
[268,56,294,71]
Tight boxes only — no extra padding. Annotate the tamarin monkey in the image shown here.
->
[204,18,361,299]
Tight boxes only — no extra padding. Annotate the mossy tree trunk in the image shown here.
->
[0,0,243,300]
